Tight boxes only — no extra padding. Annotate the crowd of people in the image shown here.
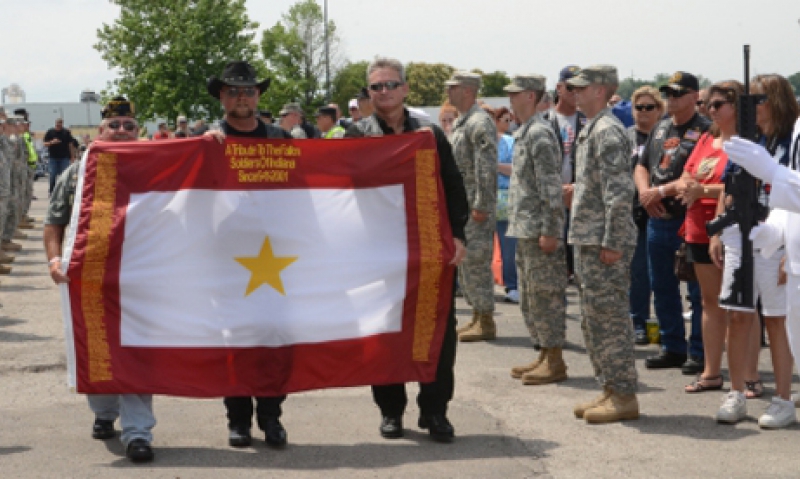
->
[16,56,800,464]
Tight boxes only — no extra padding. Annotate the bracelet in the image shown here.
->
[658,186,666,197]
[48,256,61,265]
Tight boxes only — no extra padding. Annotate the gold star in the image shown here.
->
[235,237,298,296]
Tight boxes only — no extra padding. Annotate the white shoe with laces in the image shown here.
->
[716,391,747,424]
[758,397,797,429]
[505,290,520,303]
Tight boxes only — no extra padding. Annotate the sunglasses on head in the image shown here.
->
[225,86,257,98]
[368,81,403,92]
[707,100,731,111]
[634,104,657,112]
[107,120,137,131]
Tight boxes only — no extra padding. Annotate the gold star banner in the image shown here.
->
[235,236,298,296]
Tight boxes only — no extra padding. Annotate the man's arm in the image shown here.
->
[530,128,564,242]
[432,126,469,243]
[469,119,498,219]
[43,224,69,283]
[599,127,636,253]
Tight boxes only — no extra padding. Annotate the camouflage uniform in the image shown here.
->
[507,102,567,348]
[450,103,498,314]
[568,76,638,394]
[0,134,11,233]
[2,129,24,242]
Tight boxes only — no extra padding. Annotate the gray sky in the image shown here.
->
[4,0,800,103]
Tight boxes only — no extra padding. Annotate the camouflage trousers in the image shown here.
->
[23,168,34,215]
[516,239,567,348]
[458,216,496,313]
[574,245,638,394]
[2,165,24,241]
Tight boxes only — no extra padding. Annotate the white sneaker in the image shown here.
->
[505,290,520,303]
[716,391,747,424]
[758,397,797,429]
[682,310,692,320]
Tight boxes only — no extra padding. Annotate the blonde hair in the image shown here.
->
[631,86,665,110]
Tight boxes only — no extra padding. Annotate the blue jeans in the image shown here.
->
[647,217,703,358]
[629,224,651,333]
[496,220,518,291]
[49,157,71,194]
[88,394,155,447]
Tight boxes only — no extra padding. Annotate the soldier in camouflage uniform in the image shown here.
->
[0,115,15,271]
[502,74,568,385]
[566,66,639,424]
[445,71,499,342]
[1,116,25,255]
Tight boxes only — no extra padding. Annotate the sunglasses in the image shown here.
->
[662,89,690,98]
[107,120,137,131]
[225,86,257,98]
[634,104,657,112]
[707,100,731,111]
[696,100,706,106]
[368,81,404,92]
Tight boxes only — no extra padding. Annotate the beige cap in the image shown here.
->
[565,65,619,87]
[444,71,482,90]
[503,74,547,93]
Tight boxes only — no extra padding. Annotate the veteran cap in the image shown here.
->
[659,71,700,93]
[565,65,619,88]
[503,74,547,93]
[558,65,581,82]
[101,96,135,119]
[445,71,482,90]
[279,102,303,116]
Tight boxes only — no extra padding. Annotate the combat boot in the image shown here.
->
[510,348,546,379]
[13,229,27,240]
[2,240,21,252]
[0,250,15,264]
[583,391,640,424]
[17,220,34,230]
[521,347,568,385]
[456,310,478,334]
[574,387,612,419]
[0,264,12,275]
[458,312,496,342]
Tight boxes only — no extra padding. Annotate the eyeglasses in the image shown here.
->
[634,104,657,112]
[107,120,137,131]
[707,100,731,111]
[368,81,404,92]
[662,89,690,99]
[225,86,257,98]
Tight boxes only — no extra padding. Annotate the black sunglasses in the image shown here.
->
[107,120,137,131]
[707,100,731,111]
[662,89,690,99]
[634,104,657,112]
[368,81,404,92]
[225,86,257,98]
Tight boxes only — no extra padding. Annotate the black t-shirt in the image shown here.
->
[219,119,291,139]
[43,128,78,158]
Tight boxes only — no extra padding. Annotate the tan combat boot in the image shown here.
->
[574,387,612,419]
[511,348,546,379]
[2,240,22,252]
[17,220,34,230]
[521,347,568,385]
[458,312,496,342]
[583,391,640,424]
[456,310,478,334]
[0,264,12,275]
[0,250,15,264]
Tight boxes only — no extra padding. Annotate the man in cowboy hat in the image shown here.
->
[206,60,292,450]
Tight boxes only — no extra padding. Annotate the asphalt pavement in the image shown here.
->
[1,179,799,478]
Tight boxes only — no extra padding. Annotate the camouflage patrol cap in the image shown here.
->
[444,71,482,90]
[565,65,619,88]
[503,74,547,93]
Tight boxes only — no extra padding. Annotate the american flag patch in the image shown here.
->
[684,129,700,141]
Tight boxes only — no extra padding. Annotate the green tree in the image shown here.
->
[260,0,342,116]
[616,77,653,100]
[405,62,455,107]
[787,72,800,94]
[480,71,511,97]
[330,61,368,114]
[95,0,259,123]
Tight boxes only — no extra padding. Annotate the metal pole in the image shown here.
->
[324,0,330,103]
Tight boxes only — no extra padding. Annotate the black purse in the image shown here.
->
[674,243,697,282]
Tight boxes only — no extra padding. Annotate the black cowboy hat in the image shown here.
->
[207,61,271,99]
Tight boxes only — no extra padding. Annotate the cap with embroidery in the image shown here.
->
[102,96,135,119]
[658,71,700,93]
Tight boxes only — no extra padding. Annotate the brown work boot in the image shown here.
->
[521,347,568,385]
[583,391,640,424]
[574,387,612,419]
[458,312,496,342]
[0,264,12,275]
[456,310,478,334]
[17,220,34,230]
[511,348,546,379]
[12,229,27,240]
[2,240,22,252]
[0,250,15,264]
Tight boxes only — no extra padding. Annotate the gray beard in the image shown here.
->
[229,108,254,120]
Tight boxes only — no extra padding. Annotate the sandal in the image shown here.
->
[744,379,764,399]
[685,374,723,393]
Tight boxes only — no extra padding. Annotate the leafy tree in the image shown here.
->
[405,62,455,107]
[95,0,259,123]
[787,72,800,94]
[330,60,368,114]
[616,77,653,100]
[260,0,342,116]
[480,71,511,97]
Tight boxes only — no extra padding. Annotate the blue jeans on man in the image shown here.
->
[629,224,651,335]
[645,217,703,367]
[496,220,517,292]
[49,157,71,194]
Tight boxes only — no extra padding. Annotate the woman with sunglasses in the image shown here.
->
[628,86,664,345]
[711,74,799,428]
[676,81,742,395]
[493,106,519,303]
